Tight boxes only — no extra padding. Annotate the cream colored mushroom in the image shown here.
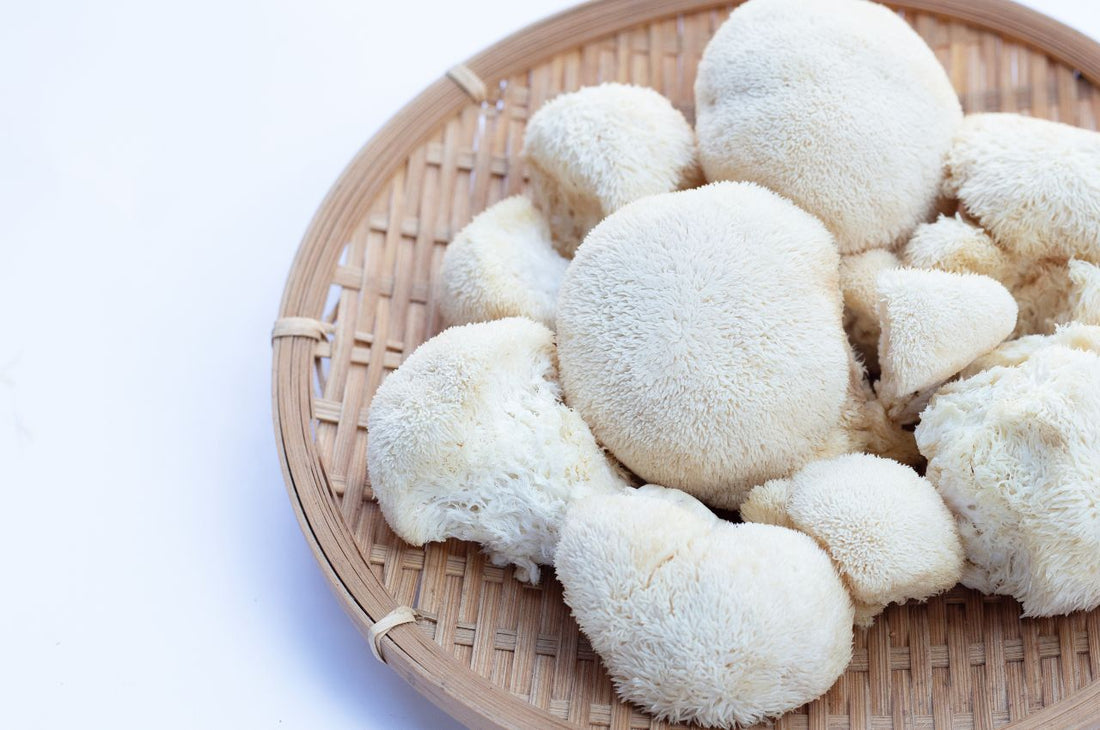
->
[556,182,854,508]
[957,322,1100,379]
[439,196,568,329]
[366,318,630,583]
[1069,259,1100,325]
[742,454,964,627]
[917,344,1100,616]
[875,268,1017,419]
[555,486,853,728]
[902,213,1014,282]
[695,0,961,254]
[523,83,699,256]
[839,248,900,371]
[944,113,1100,263]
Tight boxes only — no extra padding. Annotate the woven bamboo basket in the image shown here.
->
[272,1,1100,727]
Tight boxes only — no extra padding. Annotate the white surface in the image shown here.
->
[0,1,1097,729]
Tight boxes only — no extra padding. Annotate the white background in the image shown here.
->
[1,1,1097,728]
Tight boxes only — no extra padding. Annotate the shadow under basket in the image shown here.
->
[272,1,1100,727]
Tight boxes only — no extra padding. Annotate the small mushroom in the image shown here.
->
[1069,259,1100,325]
[742,454,964,627]
[875,268,1017,419]
[556,182,853,508]
[366,318,629,583]
[523,83,699,256]
[555,486,854,728]
[439,196,568,329]
[694,0,962,254]
[902,213,1014,282]
[839,248,901,371]
[944,113,1100,263]
[916,342,1100,616]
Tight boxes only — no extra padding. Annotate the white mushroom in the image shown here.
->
[694,0,961,254]
[839,248,900,370]
[555,486,853,728]
[900,212,1080,336]
[742,454,964,627]
[366,318,629,583]
[875,268,1017,418]
[902,213,1014,282]
[523,83,699,256]
[556,182,853,508]
[957,322,1100,379]
[916,343,1100,616]
[1069,259,1100,325]
[944,113,1100,263]
[439,196,568,329]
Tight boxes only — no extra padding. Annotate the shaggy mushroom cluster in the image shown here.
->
[365,0,1100,725]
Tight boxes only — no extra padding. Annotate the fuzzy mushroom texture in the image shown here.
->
[1069,259,1100,325]
[694,0,962,255]
[957,322,1100,380]
[900,212,1081,336]
[916,343,1100,616]
[556,182,856,509]
[742,454,964,627]
[438,196,569,329]
[944,113,1100,263]
[365,317,630,583]
[555,486,854,728]
[874,268,1017,419]
[522,83,699,257]
[839,248,901,372]
[902,213,1015,282]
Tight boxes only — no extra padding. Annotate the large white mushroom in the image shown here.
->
[556,182,855,508]
[695,0,962,254]
[439,196,568,329]
[1069,259,1100,325]
[916,342,1100,616]
[366,317,629,583]
[555,486,854,728]
[742,454,964,627]
[523,83,699,256]
[944,113,1100,263]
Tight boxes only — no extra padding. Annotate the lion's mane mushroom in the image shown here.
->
[944,113,1100,263]
[694,0,962,254]
[958,322,1100,379]
[366,317,630,583]
[742,454,964,627]
[874,268,1017,419]
[523,83,699,256]
[439,196,568,329]
[1069,259,1100,325]
[901,212,1088,336]
[556,182,855,508]
[555,486,854,728]
[839,248,901,370]
[916,343,1100,616]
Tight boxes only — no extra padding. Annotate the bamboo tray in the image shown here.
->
[272,1,1100,727]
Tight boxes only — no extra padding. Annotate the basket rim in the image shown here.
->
[272,0,1100,727]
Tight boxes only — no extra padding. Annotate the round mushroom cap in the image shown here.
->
[742,454,964,627]
[556,182,852,508]
[555,487,853,728]
[523,83,699,256]
[439,196,569,329]
[916,344,1100,616]
[944,113,1100,263]
[695,0,962,254]
[366,318,629,583]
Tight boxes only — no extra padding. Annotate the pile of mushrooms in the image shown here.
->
[366,0,1100,725]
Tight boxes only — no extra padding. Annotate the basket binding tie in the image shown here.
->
[369,605,418,663]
